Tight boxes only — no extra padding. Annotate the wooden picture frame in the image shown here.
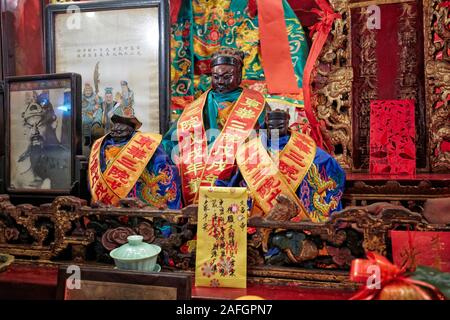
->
[4,73,82,196]
[44,0,171,156]
[0,83,4,194]
[56,265,192,300]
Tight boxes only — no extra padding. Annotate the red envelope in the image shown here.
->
[370,100,416,175]
[390,230,450,272]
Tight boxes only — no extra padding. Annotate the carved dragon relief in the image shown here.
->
[315,0,448,172]
[424,0,450,172]
[312,0,354,169]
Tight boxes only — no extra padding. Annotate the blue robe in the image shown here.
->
[226,133,346,221]
[98,133,182,209]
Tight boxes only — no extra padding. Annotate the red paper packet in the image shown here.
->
[390,230,450,272]
[370,100,416,175]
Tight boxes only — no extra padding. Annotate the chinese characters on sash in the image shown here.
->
[236,131,316,221]
[177,88,265,205]
[88,132,162,206]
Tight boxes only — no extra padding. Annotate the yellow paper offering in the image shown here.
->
[195,187,248,289]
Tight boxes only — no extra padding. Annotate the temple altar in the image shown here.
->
[0,0,449,301]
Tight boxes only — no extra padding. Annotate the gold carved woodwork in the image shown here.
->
[397,2,418,100]
[354,6,378,169]
[313,0,354,169]
[1,194,448,288]
[315,0,448,172]
[424,0,450,172]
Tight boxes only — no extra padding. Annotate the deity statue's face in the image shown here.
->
[23,103,55,148]
[25,92,35,104]
[84,84,93,97]
[105,93,113,104]
[26,116,47,148]
[267,111,290,138]
[110,122,134,143]
[211,64,242,94]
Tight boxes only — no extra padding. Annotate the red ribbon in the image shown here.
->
[349,252,446,300]
[248,0,258,18]
[440,1,450,8]
[257,0,302,94]
[301,0,341,151]
[170,0,183,24]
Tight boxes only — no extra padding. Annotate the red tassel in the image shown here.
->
[170,0,183,24]
[248,0,258,18]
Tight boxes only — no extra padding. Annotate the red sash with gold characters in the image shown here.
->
[177,88,265,205]
[236,131,317,221]
[89,132,162,206]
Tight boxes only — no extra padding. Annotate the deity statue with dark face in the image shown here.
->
[234,109,346,223]
[88,109,181,209]
[162,47,268,206]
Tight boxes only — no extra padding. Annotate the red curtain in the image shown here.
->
[3,0,47,76]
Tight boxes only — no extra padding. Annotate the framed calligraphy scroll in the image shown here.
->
[45,0,170,156]
[4,73,82,195]
[195,187,248,289]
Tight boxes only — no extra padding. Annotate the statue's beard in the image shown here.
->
[30,134,44,147]
[29,144,44,173]
[214,85,227,93]
[111,131,132,143]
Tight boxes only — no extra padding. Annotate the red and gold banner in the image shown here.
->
[89,132,162,206]
[236,131,316,221]
[178,88,265,205]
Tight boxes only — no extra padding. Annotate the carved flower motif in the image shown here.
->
[136,222,155,243]
[111,227,136,245]
[5,228,19,241]
[101,227,136,251]
[327,246,354,267]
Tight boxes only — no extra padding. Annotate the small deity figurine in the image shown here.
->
[235,109,346,222]
[91,87,116,140]
[88,109,181,209]
[162,47,268,206]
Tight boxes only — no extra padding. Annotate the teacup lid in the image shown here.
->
[110,235,161,260]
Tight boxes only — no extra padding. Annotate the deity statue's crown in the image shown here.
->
[268,109,290,120]
[211,47,245,68]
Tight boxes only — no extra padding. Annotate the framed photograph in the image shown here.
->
[45,0,170,156]
[4,73,81,194]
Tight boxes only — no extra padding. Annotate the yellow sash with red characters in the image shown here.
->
[177,88,265,205]
[236,131,317,221]
[88,132,162,206]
